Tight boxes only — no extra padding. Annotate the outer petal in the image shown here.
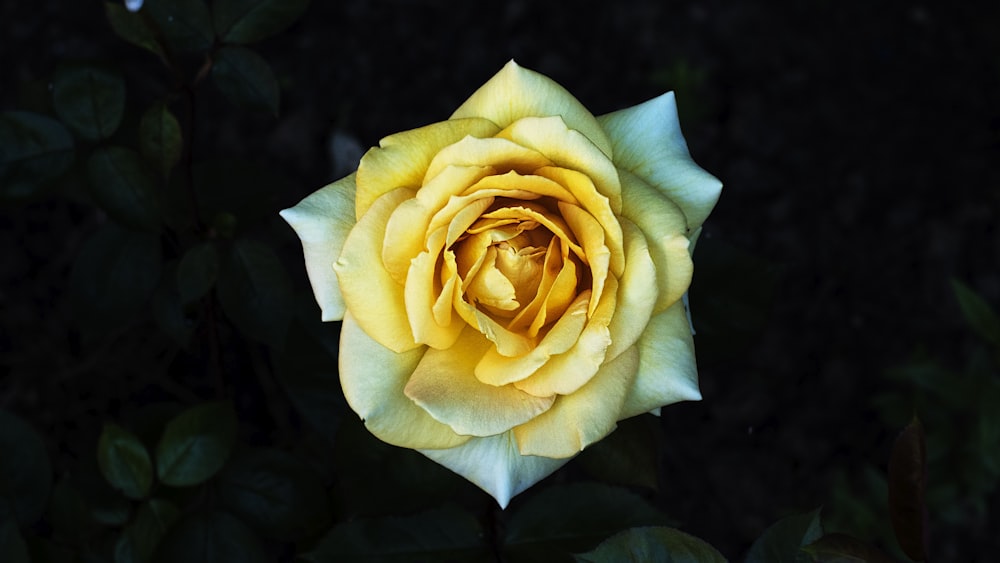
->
[404,328,556,437]
[513,345,640,458]
[451,60,613,158]
[619,300,702,419]
[619,169,693,313]
[339,312,470,449]
[604,219,657,362]
[419,432,568,508]
[355,118,501,220]
[279,174,356,321]
[334,187,419,353]
[598,92,722,230]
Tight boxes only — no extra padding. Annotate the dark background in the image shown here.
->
[3,0,999,560]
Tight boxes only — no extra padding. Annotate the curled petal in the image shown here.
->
[419,432,568,509]
[451,60,613,158]
[356,118,501,220]
[619,300,702,419]
[598,92,722,230]
[339,312,470,449]
[514,345,640,458]
[404,328,556,437]
[604,219,658,362]
[279,174,356,321]
[334,188,419,353]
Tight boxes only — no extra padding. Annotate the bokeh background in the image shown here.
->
[2,0,999,560]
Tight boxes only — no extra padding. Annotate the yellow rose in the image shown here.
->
[281,61,721,507]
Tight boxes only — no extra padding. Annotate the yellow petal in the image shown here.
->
[450,60,613,158]
[403,328,555,437]
[619,169,693,312]
[462,170,578,204]
[339,312,470,449]
[513,345,639,458]
[513,278,616,397]
[355,118,500,220]
[419,432,568,508]
[334,187,419,353]
[497,115,622,214]
[474,291,590,387]
[619,300,701,419]
[423,136,552,187]
[279,174,356,321]
[598,92,722,230]
[558,201,610,317]
[604,218,658,362]
[405,249,464,349]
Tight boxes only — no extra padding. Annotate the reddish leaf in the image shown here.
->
[887,417,928,561]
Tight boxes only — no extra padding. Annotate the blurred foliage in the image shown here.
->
[0,1,989,561]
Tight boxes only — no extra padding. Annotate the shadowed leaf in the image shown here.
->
[0,410,52,525]
[104,2,166,59]
[155,402,237,487]
[87,146,162,232]
[574,526,726,563]
[97,423,153,500]
[217,239,293,346]
[143,0,214,54]
[802,534,899,563]
[154,510,266,563]
[139,102,182,178]
[887,417,928,562]
[212,46,280,116]
[51,64,125,141]
[176,242,219,303]
[951,278,1000,347]
[0,111,74,201]
[213,0,310,44]
[745,508,823,563]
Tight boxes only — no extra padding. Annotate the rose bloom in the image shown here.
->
[281,61,721,507]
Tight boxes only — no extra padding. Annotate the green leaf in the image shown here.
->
[802,534,899,563]
[0,410,52,525]
[216,239,293,346]
[0,519,29,563]
[887,417,927,562]
[176,242,219,303]
[745,508,823,563]
[274,315,344,440]
[151,262,197,349]
[217,448,331,541]
[47,476,100,544]
[153,510,266,563]
[97,424,154,500]
[212,46,280,116]
[115,498,179,563]
[193,158,292,226]
[139,102,182,178]
[213,0,310,44]
[104,2,166,59]
[503,483,670,562]
[87,146,162,232]
[155,402,237,487]
[51,64,125,141]
[951,278,1000,346]
[574,527,726,563]
[143,0,214,54]
[0,111,74,201]
[69,223,163,334]
[303,506,489,563]
[577,415,661,490]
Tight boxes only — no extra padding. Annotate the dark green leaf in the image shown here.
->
[151,263,197,348]
[104,2,166,59]
[97,424,154,500]
[217,239,293,346]
[0,410,52,525]
[176,242,219,303]
[0,519,29,563]
[47,477,100,543]
[887,417,927,562]
[139,102,182,178]
[153,510,266,563]
[143,0,214,54]
[51,65,125,141]
[88,146,162,232]
[574,527,726,563]
[213,0,310,44]
[217,448,330,541]
[275,315,344,440]
[577,415,661,490]
[802,534,899,563]
[951,278,1000,347]
[745,508,823,563]
[0,111,74,201]
[69,223,163,334]
[212,46,279,115]
[303,506,489,563]
[503,483,670,562]
[155,402,237,487]
[115,498,179,563]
